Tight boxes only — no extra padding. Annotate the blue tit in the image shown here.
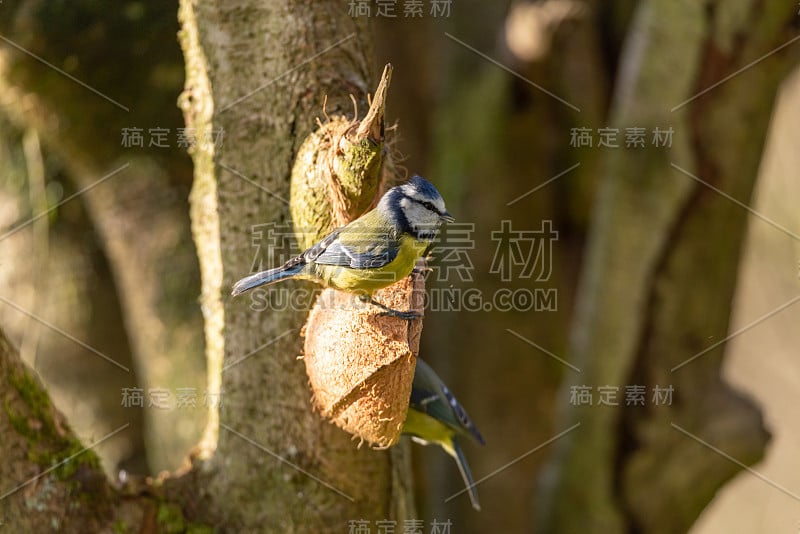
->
[231,175,453,319]
[403,358,485,511]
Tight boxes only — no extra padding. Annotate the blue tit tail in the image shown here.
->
[231,263,305,296]
[445,438,480,511]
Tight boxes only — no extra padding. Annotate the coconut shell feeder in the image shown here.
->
[289,64,421,447]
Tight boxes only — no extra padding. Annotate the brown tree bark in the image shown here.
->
[0,326,116,532]
[178,0,414,530]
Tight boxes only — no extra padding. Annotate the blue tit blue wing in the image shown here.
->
[309,222,401,269]
[411,359,485,446]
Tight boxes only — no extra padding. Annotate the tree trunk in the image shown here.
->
[178,0,413,530]
[535,1,799,532]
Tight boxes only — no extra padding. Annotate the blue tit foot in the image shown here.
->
[377,309,422,321]
[363,296,422,321]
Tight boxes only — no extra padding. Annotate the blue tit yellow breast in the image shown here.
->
[315,235,429,294]
[402,408,457,457]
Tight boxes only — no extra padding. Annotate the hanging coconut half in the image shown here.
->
[302,265,423,448]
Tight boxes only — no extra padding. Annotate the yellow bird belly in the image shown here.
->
[402,409,457,458]
[316,235,428,295]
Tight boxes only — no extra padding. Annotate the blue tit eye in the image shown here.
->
[420,200,439,214]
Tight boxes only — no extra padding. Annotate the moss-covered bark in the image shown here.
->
[0,327,114,530]
[289,64,391,248]
[0,322,215,530]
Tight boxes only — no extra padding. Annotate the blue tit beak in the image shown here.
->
[440,211,455,223]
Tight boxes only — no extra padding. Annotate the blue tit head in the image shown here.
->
[379,175,454,240]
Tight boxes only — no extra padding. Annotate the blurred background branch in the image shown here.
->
[0,0,204,476]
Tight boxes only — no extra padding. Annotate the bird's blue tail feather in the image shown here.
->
[452,439,480,511]
[231,264,304,296]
